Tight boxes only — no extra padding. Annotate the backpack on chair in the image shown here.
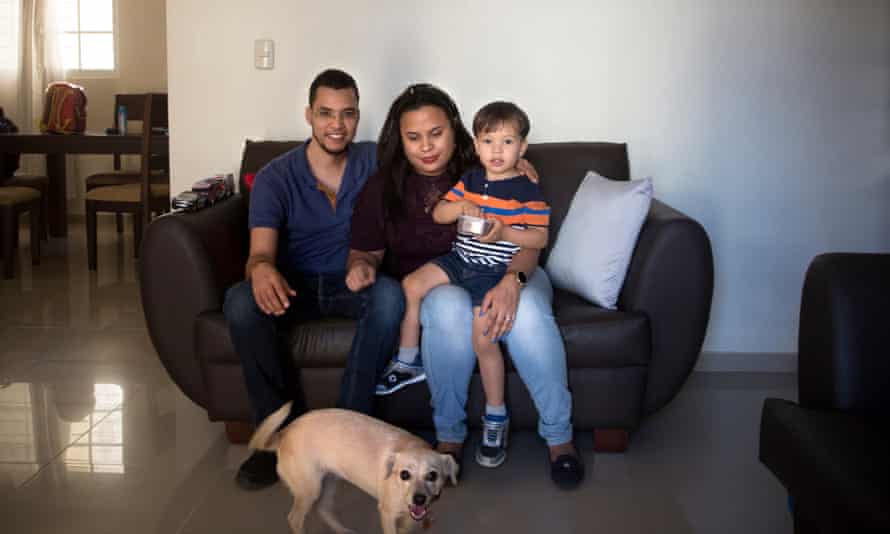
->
[40,82,87,134]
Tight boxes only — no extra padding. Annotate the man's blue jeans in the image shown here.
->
[223,272,404,424]
[419,267,573,446]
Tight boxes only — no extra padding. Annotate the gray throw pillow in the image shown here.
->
[546,170,653,309]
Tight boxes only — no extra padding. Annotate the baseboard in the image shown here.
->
[694,351,797,373]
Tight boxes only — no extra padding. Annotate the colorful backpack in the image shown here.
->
[40,82,87,134]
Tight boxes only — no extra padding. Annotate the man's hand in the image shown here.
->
[479,273,521,342]
[477,217,504,243]
[346,259,377,292]
[250,262,296,316]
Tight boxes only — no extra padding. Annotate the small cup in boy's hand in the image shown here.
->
[477,217,504,243]
[457,214,494,236]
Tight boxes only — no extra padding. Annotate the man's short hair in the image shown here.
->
[472,101,530,139]
[309,69,359,106]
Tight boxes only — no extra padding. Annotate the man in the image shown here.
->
[222,69,403,490]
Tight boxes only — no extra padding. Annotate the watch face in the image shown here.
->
[516,271,528,285]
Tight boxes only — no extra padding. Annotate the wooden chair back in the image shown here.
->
[112,93,168,171]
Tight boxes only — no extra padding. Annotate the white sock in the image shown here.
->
[397,347,420,365]
[485,404,507,419]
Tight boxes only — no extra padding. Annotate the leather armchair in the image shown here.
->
[760,253,890,533]
[140,140,714,450]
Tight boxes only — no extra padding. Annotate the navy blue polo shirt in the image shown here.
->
[248,140,377,275]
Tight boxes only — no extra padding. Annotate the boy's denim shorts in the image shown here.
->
[432,251,507,307]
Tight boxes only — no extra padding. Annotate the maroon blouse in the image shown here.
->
[350,170,457,280]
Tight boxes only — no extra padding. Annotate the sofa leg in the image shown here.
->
[225,421,254,444]
[593,428,629,452]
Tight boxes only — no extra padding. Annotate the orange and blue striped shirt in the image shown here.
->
[444,167,550,266]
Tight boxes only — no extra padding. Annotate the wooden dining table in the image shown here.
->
[0,131,169,237]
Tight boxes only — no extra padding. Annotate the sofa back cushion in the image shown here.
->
[524,142,630,265]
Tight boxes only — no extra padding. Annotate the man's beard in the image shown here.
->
[313,132,349,156]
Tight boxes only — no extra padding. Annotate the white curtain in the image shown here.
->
[0,0,23,126]
[3,0,74,197]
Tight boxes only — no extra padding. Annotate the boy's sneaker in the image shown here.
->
[375,358,426,396]
[475,415,509,468]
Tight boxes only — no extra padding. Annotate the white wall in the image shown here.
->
[166,0,890,356]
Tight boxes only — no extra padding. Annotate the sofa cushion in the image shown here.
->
[546,171,653,309]
[198,296,650,371]
[552,288,651,368]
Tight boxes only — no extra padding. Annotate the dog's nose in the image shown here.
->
[413,494,427,506]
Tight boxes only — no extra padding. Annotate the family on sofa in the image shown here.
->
[224,69,584,490]
[139,67,713,500]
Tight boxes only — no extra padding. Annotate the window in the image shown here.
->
[60,0,116,72]
[0,0,19,71]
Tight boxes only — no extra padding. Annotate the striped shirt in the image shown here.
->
[444,167,550,266]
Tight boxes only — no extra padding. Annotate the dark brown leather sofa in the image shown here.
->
[139,141,714,451]
[760,253,890,532]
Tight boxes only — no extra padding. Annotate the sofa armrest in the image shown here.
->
[798,253,890,417]
[139,196,249,409]
[618,199,714,415]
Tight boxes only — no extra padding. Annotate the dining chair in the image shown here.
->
[4,174,49,241]
[84,93,169,233]
[0,186,41,279]
[85,94,169,271]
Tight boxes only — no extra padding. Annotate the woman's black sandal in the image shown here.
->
[550,453,585,490]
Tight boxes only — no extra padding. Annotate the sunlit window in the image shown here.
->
[0,0,19,71]
[60,0,116,72]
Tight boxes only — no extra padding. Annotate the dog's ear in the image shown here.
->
[440,453,459,486]
[384,453,398,480]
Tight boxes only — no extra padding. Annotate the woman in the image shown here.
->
[346,84,583,488]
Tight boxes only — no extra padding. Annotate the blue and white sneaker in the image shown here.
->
[374,358,426,396]
[475,414,509,468]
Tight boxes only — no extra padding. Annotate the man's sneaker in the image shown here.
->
[235,450,278,490]
[475,415,509,468]
[375,358,426,396]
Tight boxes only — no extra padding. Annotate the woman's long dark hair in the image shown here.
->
[377,83,477,217]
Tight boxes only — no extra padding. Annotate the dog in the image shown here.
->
[249,403,459,534]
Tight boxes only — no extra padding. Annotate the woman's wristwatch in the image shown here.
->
[513,271,528,289]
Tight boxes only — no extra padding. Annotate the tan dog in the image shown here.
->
[249,403,459,534]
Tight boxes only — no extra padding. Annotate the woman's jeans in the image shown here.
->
[223,273,404,425]
[420,267,573,446]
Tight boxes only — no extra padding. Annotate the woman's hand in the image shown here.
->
[459,200,482,217]
[250,262,296,316]
[517,158,540,184]
[479,273,521,342]
[346,259,377,292]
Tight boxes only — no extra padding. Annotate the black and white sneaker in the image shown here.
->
[374,358,426,396]
[475,415,509,468]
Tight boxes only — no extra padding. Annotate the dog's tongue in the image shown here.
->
[410,504,428,521]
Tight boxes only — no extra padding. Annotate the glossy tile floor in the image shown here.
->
[1,217,797,533]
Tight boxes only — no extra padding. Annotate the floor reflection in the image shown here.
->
[0,383,38,488]
[0,380,126,488]
[64,384,124,474]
